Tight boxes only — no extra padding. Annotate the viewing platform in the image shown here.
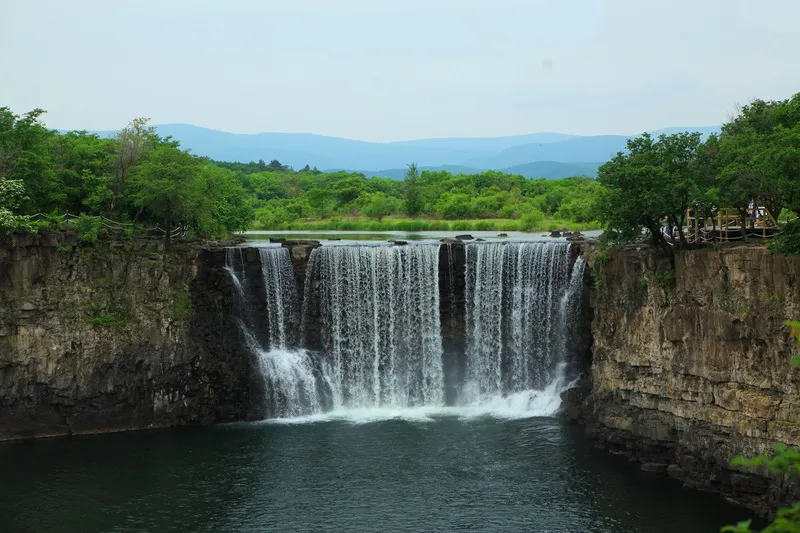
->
[685,207,781,244]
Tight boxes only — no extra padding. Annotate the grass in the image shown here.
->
[84,312,129,326]
[250,217,601,233]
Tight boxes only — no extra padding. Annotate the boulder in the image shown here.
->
[497,233,508,238]
[550,231,562,238]
[455,234,474,240]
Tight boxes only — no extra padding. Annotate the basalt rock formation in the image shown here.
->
[0,232,264,441]
[581,245,800,515]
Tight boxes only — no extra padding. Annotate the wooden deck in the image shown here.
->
[685,208,780,243]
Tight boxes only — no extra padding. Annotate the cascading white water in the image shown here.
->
[463,242,576,404]
[227,241,587,422]
[303,244,444,409]
[258,247,298,349]
[226,247,327,417]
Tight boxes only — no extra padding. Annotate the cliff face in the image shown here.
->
[584,245,800,513]
[0,232,263,441]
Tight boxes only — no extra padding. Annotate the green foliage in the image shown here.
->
[172,288,191,320]
[84,312,128,326]
[403,163,424,217]
[0,178,32,235]
[597,132,703,259]
[519,211,545,231]
[598,93,800,258]
[769,220,800,256]
[654,269,676,290]
[73,214,100,243]
[0,107,252,242]
[594,249,612,267]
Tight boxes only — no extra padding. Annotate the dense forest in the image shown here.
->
[1,91,798,249]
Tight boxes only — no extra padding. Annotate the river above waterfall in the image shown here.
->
[241,229,603,244]
[0,417,754,533]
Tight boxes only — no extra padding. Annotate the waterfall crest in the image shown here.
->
[463,242,577,404]
[302,245,444,409]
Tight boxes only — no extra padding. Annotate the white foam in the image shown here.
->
[260,376,573,426]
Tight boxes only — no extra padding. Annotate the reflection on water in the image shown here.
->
[0,418,755,533]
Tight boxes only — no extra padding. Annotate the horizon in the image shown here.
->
[2,0,799,142]
[60,120,721,144]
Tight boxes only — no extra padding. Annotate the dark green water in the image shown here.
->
[0,417,754,533]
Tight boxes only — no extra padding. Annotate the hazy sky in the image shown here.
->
[2,0,799,141]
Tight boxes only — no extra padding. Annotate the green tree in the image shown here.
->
[194,164,253,235]
[364,192,398,221]
[597,133,673,258]
[249,172,287,200]
[597,132,706,262]
[403,162,423,217]
[717,94,800,227]
[0,107,62,213]
[108,117,156,219]
[308,187,334,218]
[50,131,114,214]
[0,178,31,234]
[129,144,206,247]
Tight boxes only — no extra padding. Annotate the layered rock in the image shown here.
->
[583,245,800,514]
[0,232,263,441]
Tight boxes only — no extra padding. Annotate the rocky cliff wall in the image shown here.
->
[0,232,263,441]
[583,245,800,514]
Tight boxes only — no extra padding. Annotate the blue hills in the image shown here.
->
[85,124,720,179]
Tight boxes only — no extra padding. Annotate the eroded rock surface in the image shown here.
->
[583,245,800,514]
[0,233,263,441]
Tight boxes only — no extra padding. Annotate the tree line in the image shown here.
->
[2,91,798,251]
[0,108,252,243]
[242,162,601,230]
[598,92,800,258]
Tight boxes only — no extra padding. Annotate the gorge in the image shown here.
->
[1,231,798,531]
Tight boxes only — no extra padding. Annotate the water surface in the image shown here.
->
[0,416,754,533]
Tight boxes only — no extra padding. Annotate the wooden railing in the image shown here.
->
[684,208,780,243]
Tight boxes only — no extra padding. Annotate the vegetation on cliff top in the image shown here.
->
[0,108,253,243]
[598,92,800,259]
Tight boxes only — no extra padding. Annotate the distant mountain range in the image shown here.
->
[83,124,720,179]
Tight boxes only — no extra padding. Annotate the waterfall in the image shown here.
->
[226,241,587,421]
[463,242,576,403]
[225,247,247,317]
[258,247,298,349]
[226,246,329,418]
[302,244,444,409]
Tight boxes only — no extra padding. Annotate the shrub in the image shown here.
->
[73,214,100,243]
[85,312,128,326]
[769,220,800,256]
[519,211,545,232]
[654,269,676,290]
[472,220,496,231]
[0,208,32,235]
